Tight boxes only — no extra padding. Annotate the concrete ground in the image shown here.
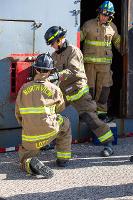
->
[0,137,133,200]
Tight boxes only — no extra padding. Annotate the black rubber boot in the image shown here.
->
[30,157,54,178]
[130,156,133,162]
[101,143,114,157]
[56,159,69,167]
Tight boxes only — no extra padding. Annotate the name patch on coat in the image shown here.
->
[23,84,53,97]
[35,140,49,149]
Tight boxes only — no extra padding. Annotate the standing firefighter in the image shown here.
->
[44,26,114,157]
[80,1,121,121]
[15,53,72,178]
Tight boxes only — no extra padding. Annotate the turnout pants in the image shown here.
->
[19,116,72,171]
[71,93,114,143]
[84,63,113,112]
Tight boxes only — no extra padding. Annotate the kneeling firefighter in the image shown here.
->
[15,53,72,178]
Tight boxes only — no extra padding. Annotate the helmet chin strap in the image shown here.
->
[105,16,113,25]
[98,14,113,25]
[108,15,114,23]
[57,37,65,49]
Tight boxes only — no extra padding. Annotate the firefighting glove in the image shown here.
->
[26,157,54,179]
[49,71,60,85]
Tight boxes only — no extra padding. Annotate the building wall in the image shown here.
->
[0,0,80,147]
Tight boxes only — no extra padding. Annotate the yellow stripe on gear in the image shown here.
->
[97,111,107,114]
[25,158,32,175]
[48,31,59,42]
[98,130,113,143]
[19,105,56,115]
[57,151,71,159]
[57,114,64,126]
[22,115,64,142]
[22,130,57,142]
[85,40,111,47]
[113,35,121,48]
[66,85,89,102]
[84,56,112,64]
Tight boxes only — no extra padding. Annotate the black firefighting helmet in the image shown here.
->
[33,53,54,71]
[44,26,67,45]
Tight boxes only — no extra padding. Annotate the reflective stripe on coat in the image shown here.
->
[80,18,121,64]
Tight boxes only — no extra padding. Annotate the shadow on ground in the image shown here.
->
[3,183,133,200]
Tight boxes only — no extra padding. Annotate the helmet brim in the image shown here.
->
[32,64,55,71]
